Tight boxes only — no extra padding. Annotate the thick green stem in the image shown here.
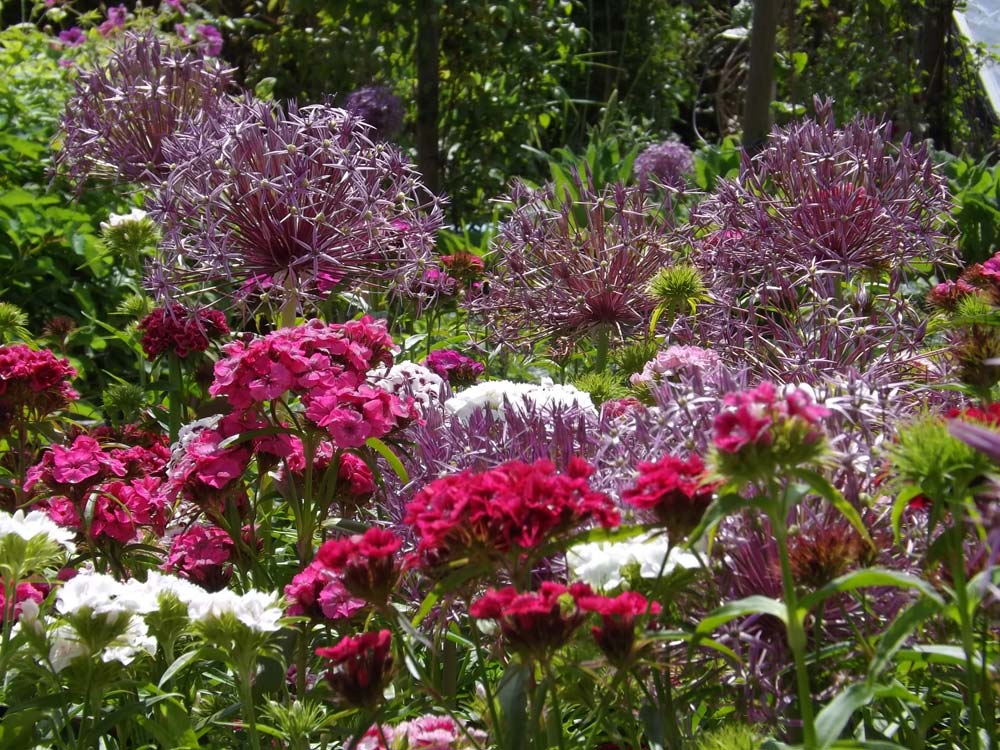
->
[773,516,817,750]
[280,284,299,329]
[167,354,184,443]
[946,523,982,750]
[236,655,262,750]
[593,325,610,374]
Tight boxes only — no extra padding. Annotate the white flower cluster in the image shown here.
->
[566,532,702,590]
[0,509,76,555]
[100,207,148,231]
[370,361,447,415]
[445,378,596,422]
[42,571,283,672]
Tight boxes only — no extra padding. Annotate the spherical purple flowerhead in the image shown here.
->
[687,98,956,382]
[633,139,694,192]
[148,99,443,315]
[342,85,405,140]
[469,177,684,354]
[56,31,235,187]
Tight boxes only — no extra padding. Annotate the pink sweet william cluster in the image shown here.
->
[316,629,393,708]
[210,317,417,448]
[471,583,661,666]
[25,431,171,546]
[358,715,486,750]
[712,382,830,479]
[317,527,402,606]
[621,453,718,541]
[0,344,78,431]
[137,304,229,360]
[162,524,234,591]
[404,457,620,574]
[423,349,484,387]
[284,559,365,621]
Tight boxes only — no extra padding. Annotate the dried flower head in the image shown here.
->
[56,31,235,187]
[149,99,442,314]
[469,177,684,352]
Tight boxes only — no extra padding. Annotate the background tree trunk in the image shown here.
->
[742,0,780,153]
[416,0,442,195]
[920,0,954,150]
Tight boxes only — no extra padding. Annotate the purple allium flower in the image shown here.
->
[424,349,485,387]
[342,85,405,140]
[58,27,86,47]
[195,24,223,57]
[710,501,919,727]
[56,31,235,187]
[469,176,687,353]
[686,98,956,383]
[148,99,443,315]
[633,139,694,192]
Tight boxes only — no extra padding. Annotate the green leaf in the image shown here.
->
[695,595,787,637]
[868,597,942,679]
[799,568,943,614]
[496,661,529,750]
[366,437,409,484]
[789,468,872,546]
[815,682,874,749]
[687,491,747,548]
[159,649,203,688]
[891,485,924,542]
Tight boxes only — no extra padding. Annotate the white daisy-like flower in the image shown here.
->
[187,589,283,633]
[100,207,148,231]
[0,509,76,554]
[567,532,702,590]
[445,378,595,422]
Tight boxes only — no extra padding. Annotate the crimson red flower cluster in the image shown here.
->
[470,581,594,661]
[316,528,402,605]
[621,454,717,540]
[137,305,229,360]
[404,457,619,573]
[210,317,416,448]
[577,590,660,668]
[316,629,393,708]
[0,344,78,430]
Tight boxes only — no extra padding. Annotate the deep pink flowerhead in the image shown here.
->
[423,349,484,387]
[0,344,78,430]
[138,305,229,360]
[316,629,393,708]
[316,528,402,605]
[712,383,830,480]
[404,457,619,575]
[162,524,234,591]
[470,582,593,662]
[284,560,365,620]
[0,581,47,622]
[927,279,977,312]
[577,591,660,667]
[621,453,718,541]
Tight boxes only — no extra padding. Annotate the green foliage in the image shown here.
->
[0,24,141,395]
[941,153,1000,266]
[694,723,762,750]
[573,370,627,406]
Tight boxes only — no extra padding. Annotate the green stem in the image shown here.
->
[946,522,982,750]
[593,324,610,374]
[236,655,262,750]
[167,354,184,443]
[772,511,817,750]
[280,283,299,329]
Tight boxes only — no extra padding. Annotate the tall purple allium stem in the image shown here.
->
[148,99,443,318]
[56,31,235,187]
